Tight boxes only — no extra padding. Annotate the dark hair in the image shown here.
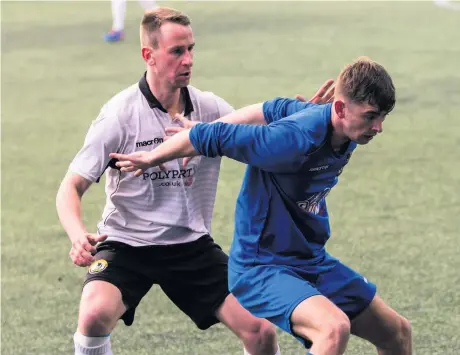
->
[337,56,396,114]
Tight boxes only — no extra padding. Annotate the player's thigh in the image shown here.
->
[215,293,275,340]
[80,242,154,332]
[351,294,411,348]
[79,280,127,333]
[158,235,230,330]
[229,264,323,347]
[290,294,351,344]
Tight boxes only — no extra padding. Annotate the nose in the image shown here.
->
[373,119,383,133]
[182,51,193,67]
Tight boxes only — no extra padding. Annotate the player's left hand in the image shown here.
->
[163,114,198,166]
[296,79,335,104]
[109,151,154,177]
[164,114,197,140]
[173,113,197,128]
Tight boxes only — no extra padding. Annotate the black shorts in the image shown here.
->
[83,235,230,330]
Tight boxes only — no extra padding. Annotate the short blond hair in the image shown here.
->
[140,7,191,48]
[336,56,396,113]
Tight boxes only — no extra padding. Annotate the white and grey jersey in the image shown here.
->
[69,74,234,246]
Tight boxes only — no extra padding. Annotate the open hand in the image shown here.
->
[163,114,197,167]
[109,151,154,177]
[164,113,198,140]
[69,233,107,267]
[296,79,335,104]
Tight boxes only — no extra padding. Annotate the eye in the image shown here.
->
[363,112,380,120]
[172,47,184,56]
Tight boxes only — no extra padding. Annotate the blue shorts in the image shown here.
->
[229,258,376,347]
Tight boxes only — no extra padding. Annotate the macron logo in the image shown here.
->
[136,137,164,147]
[309,165,329,172]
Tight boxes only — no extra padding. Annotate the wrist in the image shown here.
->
[148,151,159,167]
[68,228,88,243]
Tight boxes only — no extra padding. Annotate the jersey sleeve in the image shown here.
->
[263,97,316,124]
[215,95,235,118]
[197,93,235,123]
[189,119,314,173]
[69,106,124,182]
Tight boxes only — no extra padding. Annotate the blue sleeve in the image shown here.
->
[189,120,314,173]
[263,97,316,124]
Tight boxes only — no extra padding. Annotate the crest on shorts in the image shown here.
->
[89,259,108,274]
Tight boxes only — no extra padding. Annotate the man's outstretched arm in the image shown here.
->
[168,79,334,130]
[110,129,197,176]
[111,118,312,175]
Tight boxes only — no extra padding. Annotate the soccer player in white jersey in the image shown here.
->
[56,7,333,355]
[104,0,156,42]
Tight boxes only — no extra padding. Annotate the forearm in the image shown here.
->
[214,103,266,125]
[148,129,199,165]
[56,183,87,243]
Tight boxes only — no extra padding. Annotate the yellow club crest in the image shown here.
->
[89,259,108,274]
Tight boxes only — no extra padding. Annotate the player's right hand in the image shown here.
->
[69,233,107,267]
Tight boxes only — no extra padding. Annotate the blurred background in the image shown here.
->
[2,1,459,354]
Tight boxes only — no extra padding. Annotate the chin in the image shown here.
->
[176,77,191,87]
[355,136,374,145]
[177,81,189,88]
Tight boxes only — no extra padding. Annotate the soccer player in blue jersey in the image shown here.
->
[110,57,412,355]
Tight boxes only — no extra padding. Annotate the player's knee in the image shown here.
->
[78,306,114,335]
[256,320,277,344]
[389,316,412,349]
[374,315,411,352]
[319,314,351,347]
[78,285,122,336]
[400,316,412,342]
[239,319,277,354]
[293,308,350,349]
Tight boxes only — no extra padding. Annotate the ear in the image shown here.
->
[334,100,346,119]
[141,47,155,66]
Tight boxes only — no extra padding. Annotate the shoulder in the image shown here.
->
[100,83,141,126]
[188,85,234,122]
[277,103,332,145]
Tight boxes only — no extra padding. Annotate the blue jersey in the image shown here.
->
[189,98,357,272]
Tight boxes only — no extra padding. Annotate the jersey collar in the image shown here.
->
[138,72,194,116]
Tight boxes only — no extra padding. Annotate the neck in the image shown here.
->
[146,70,183,117]
[330,108,350,152]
